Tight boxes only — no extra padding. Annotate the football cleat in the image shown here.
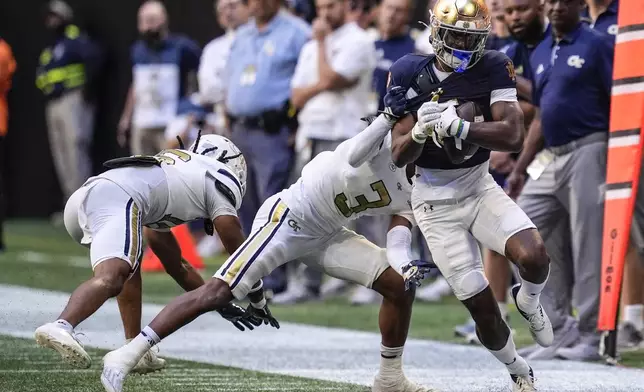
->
[35,322,91,369]
[511,367,536,392]
[511,284,553,347]
[373,373,439,392]
[130,346,166,374]
[101,348,141,392]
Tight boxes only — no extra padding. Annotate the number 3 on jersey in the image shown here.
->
[334,180,391,218]
[154,149,192,165]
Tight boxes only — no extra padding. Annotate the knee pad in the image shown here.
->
[448,269,489,301]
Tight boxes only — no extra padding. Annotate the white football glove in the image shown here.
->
[411,100,456,143]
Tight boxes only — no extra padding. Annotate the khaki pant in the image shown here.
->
[131,126,166,156]
[45,89,95,201]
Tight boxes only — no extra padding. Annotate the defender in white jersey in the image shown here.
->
[100,87,437,392]
[34,135,270,371]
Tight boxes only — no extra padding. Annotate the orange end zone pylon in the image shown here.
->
[141,225,205,272]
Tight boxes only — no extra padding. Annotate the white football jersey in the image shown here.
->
[281,134,414,233]
[95,149,243,230]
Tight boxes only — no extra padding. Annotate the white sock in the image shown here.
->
[141,326,160,346]
[489,336,530,376]
[517,266,549,313]
[624,304,644,331]
[379,345,404,379]
[55,319,73,333]
[498,302,508,320]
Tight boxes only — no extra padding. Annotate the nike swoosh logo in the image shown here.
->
[504,357,517,366]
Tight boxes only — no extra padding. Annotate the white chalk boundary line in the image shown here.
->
[1,284,643,391]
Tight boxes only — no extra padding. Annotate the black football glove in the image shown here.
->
[244,302,280,329]
[217,303,263,332]
[382,85,407,120]
[401,259,436,291]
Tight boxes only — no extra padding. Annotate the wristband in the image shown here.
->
[251,298,267,309]
[453,120,471,140]
[411,123,427,144]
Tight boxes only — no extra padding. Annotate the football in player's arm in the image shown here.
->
[389,53,525,168]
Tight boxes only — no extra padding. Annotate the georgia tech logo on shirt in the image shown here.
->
[608,24,618,35]
[567,55,585,69]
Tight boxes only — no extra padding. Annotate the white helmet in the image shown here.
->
[189,134,247,197]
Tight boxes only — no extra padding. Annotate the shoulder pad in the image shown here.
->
[389,54,432,89]
[480,50,512,67]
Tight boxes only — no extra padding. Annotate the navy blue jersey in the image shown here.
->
[389,50,516,170]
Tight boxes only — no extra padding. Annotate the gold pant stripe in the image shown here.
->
[222,201,288,285]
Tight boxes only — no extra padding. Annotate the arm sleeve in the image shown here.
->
[331,39,375,81]
[386,223,415,274]
[339,114,393,168]
[206,177,238,221]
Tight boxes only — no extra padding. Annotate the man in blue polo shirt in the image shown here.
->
[506,0,614,362]
[581,0,618,37]
[117,0,201,156]
[225,0,310,293]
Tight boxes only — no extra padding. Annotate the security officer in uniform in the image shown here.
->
[507,0,615,362]
[225,0,311,293]
[36,0,103,214]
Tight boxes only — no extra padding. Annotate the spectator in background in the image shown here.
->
[286,0,316,23]
[581,0,618,36]
[194,0,251,259]
[346,0,378,30]
[118,0,201,155]
[199,0,250,138]
[225,0,310,294]
[454,0,549,346]
[0,38,15,251]
[372,0,415,112]
[506,0,614,361]
[485,0,513,49]
[414,0,437,55]
[36,0,103,218]
[272,0,377,304]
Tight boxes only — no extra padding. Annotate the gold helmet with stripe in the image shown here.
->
[429,0,491,72]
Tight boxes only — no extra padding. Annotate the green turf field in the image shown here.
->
[0,335,366,392]
[2,219,643,371]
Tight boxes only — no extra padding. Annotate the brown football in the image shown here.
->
[441,101,483,165]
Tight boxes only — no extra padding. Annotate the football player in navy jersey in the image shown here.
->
[387,0,552,390]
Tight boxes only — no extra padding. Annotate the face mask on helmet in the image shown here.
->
[429,3,491,73]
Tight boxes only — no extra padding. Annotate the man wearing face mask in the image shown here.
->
[118,0,202,156]
[36,0,104,219]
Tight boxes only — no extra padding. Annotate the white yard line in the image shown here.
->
[0,284,642,391]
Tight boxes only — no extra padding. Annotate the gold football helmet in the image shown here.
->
[429,0,491,72]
